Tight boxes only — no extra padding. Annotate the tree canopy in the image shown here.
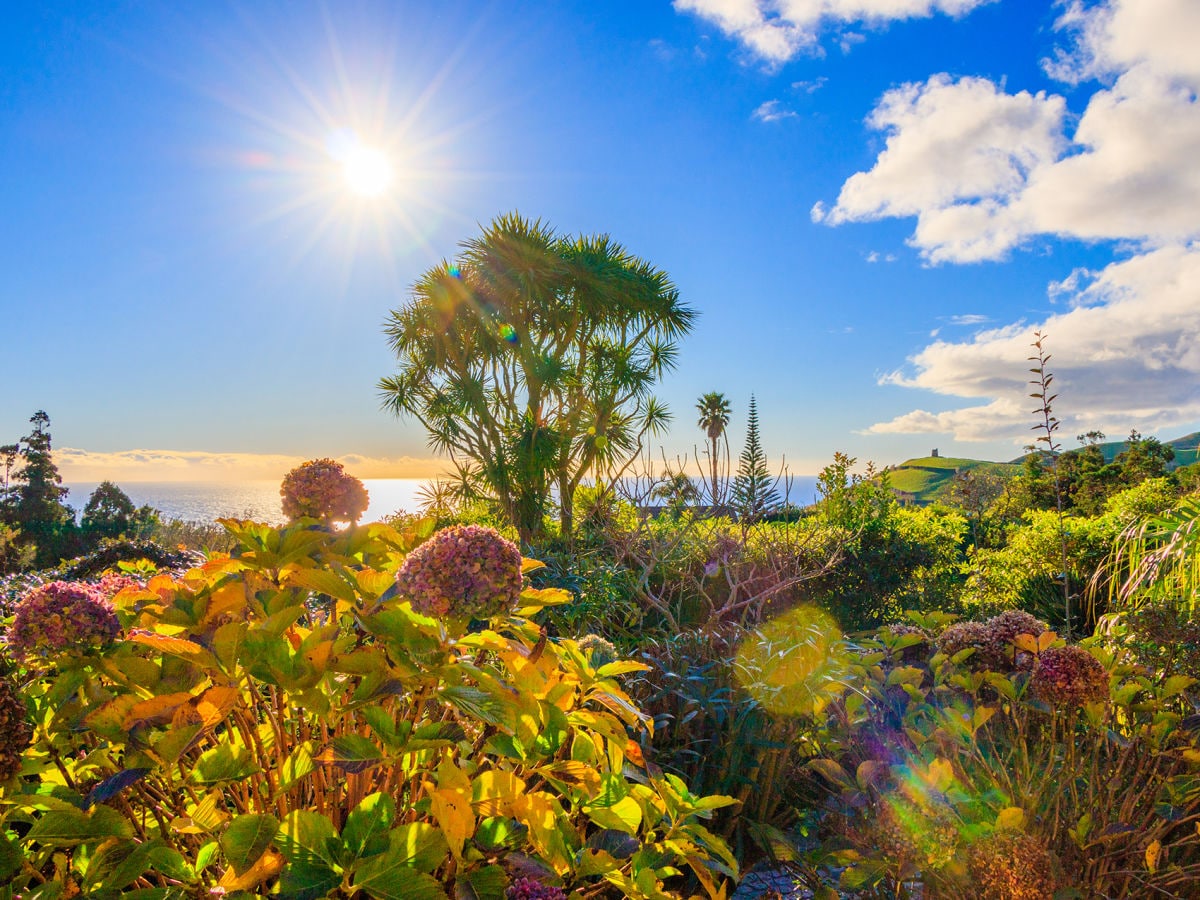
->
[380,213,695,543]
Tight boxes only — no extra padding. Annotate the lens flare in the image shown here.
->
[735,605,847,716]
[499,323,518,344]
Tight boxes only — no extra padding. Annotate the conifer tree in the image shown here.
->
[12,411,74,567]
[732,395,779,523]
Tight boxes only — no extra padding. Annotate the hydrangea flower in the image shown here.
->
[0,671,32,781]
[967,832,1058,899]
[280,458,369,525]
[504,877,566,900]
[872,796,958,870]
[985,610,1049,670]
[6,581,120,658]
[935,621,1006,672]
[94,573,143,600]
[395,524,522,621]
[1032,646,1109,708]
[576,634,618,666]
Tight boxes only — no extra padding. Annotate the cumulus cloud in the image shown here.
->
[817,1,1200,263]
[54,448,450,482]
[674,0,993,65]
[865,244,1200,442]
[752,99,798,122]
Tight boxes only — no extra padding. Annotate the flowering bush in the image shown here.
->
[280,457,369,524]
[799,615,1200,897]
[984,610,1048,670]
[1031,645,1109,708]
[5,580,120,658]
[395,523,523,622]
[0,519,737,898]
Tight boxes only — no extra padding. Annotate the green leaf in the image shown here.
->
[454,864,507,900]
[279,743,315,790]
[276,859,343,900]
[221,814,280,877]
[276,811,340,869]
[191,741,260,785]
[351,824,448,888]
[318,735,383,774]
[25,806,134,845]
[342,793,396,861]
[353,867,447,900]
[0,829,22,881]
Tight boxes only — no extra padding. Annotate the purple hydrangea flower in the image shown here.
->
[1032,645,1109,708]
[395,524,522,621]
[505,877,567,900]
[6,581,120,657]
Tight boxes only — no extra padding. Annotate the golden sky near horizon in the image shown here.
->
[55,448,452,483]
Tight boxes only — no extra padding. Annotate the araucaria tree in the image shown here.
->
[732,395,779,523]
[696,391,731,509]
[380,213,694,544]
[5,411,74,567]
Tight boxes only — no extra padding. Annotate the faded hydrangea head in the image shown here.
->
[577,634,618,667]
[280,458,369,524]
[504,877,566,900]
[6,581,120,658]
[967,832,1058,900]
[395,524,522,621]
[872,796,958,870]
[0,672,32,782]
[94,573,143,600]
[1032,646,1108,708]
[986,610,1049,670]
[935,621,1006,672]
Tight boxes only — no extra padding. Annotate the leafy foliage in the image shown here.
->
[0,519,737,898]
[379,214,694,543]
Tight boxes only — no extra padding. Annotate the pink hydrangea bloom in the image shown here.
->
[7,581,120,657]
[280,458,369,524]
[395,524,522,621]
[505,877,566,900]
[1032,646,1109,708]
[94,573,143,599]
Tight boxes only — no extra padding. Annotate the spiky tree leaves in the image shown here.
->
[380,214,694,544]
[732,396,779,524]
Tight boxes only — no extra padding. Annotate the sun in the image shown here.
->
[342,144,394,197]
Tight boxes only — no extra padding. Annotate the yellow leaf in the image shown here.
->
[1038,631,1057,652]
[472,769,526,816]
[521,558,547,575]
[1146,839,1163,872]
[1013,634,1040,655]
[926,758,956,792]
[201,583,249,627]
[218,849,284,891]
[124,692,195,731]
[430,755,474,860]
[995,807,1025,832]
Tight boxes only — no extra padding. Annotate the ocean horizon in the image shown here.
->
[62,475,823,526]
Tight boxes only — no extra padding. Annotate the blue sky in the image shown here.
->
[3,0,1198,481]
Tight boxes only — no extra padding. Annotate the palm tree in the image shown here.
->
[696,392,731,510]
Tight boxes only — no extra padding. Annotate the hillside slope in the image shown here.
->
[885,455,1021,505]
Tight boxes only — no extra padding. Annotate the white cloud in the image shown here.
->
[792,76,828,93]
[946,314,990,326]
[54,448,450,483]
[674,0,994,65]
[818,1,1200,263]
[866,244,1200,442]
[752,99,799,122]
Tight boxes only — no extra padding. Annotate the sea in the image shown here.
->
[61,476,821,525]
[62,480,427,525]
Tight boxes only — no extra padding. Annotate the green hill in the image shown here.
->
[885,455,1021,505]
[889,432,1200,506]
